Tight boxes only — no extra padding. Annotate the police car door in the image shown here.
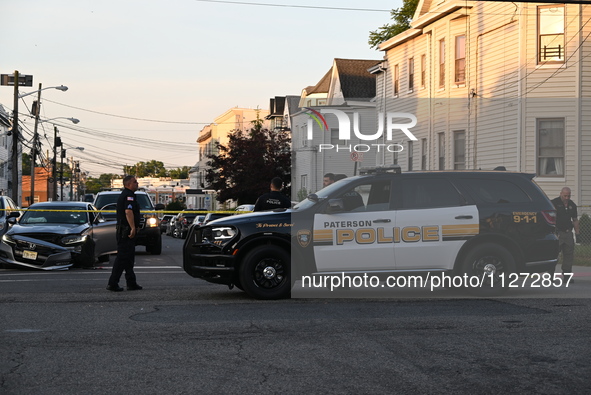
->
[313,179,396,272]
[394,177,478,271]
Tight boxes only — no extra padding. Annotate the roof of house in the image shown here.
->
[333,58,381,99]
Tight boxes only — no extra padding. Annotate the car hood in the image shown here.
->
[7,223,89,236]
[208,209,292,226]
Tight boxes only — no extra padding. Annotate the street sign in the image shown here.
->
[1,74,33,87]
[350,152,364,162]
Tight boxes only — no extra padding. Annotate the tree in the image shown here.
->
[368,0,420,49]
[206,120,291,205]
[22,153,31,176]
[169,166,191,179]
[85,173,120,193]
[126,160,167,177]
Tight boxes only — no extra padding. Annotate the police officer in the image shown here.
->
[107,175,143,291]
[551,187,580,279]
[253,177,291,211]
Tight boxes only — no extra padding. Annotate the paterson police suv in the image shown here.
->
[183,166,559,299]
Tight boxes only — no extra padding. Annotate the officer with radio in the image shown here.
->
[551,187,580,280]
[107,175,143,291]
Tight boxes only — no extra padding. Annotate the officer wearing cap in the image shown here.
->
[551,187,580,278]
[107,175,143,291]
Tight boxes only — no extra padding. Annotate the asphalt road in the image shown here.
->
[1,235,590,394]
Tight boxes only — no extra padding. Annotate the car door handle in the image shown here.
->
[373,219,392,223]
[455,215,473,220]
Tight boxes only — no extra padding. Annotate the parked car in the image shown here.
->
[192,215,206,227]
[160,214,174,234]
[93,191,163,254]
[166,214,180,236]
[0,196,21,238]
[0,201,117,270]
[235,204,254,212]
[175,209,206,239]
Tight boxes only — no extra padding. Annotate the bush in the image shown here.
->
[579,213,591,244]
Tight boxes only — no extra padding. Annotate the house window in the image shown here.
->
[455,35,466,84]
[439,39,445,88]
[537,118,564,176]
[301,174,308,190]
[421,54,426,88]
[438,132,445,170]
[538,5,564,63]
[407,141,414,171]
[421,138,427,170]
[394,64,400,96]
[453,131,466,170]
[331,128,347,145]
[300,125,308,147]
[408,58,414,92]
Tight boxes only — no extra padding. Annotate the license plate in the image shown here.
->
[23,250,38,260]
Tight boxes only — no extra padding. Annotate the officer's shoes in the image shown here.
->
[127,284,143,291]
[106,284,124,292]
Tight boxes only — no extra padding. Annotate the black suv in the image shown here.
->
[183,167,559,299]
[94,191,163,255]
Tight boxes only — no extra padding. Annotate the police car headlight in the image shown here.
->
[61,234,88,245]
[2,234,14,244]
[203,226,237,246]
[146,217,158,227]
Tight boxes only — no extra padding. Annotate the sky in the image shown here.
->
[1,0,402,177]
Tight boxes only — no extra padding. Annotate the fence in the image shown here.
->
[574,206,591,267]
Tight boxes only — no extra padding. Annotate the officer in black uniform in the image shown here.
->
[253,177,291,211]
[551,187,580,278]
[107,175,143,291]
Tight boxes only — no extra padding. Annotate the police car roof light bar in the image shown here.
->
[359,165,402,175]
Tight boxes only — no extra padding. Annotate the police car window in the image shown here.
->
[338,180,391,212]
[402,178,462,209]
[464,179,531,204]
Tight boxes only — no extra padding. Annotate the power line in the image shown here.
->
[193,0,391,12]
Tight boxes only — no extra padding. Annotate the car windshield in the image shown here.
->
[293,177,363,210]
[95,193,154,210]
[20,207,88,225]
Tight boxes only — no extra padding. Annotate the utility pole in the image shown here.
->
[60,148,66,201]
[10,71,20,204]
[29,83,42,207]
[52,126,61,201]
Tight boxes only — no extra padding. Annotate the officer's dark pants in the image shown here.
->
[108,235,137,287]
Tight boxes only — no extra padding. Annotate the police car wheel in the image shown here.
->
[462,243,515,296]
[240,245,290,300]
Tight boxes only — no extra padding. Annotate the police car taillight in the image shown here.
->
[541,210,556,226]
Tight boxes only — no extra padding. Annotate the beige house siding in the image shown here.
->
[379,1,590,207]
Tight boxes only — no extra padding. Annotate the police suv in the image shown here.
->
[183,166,559,299]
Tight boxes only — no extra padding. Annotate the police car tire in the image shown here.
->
[239,245,291,300]
[461,243,515,296]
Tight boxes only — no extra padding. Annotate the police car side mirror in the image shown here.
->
[7,216,17,225]
[326,198,345,214]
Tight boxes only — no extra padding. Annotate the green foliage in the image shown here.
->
[125,160,167,177]
[579,213,591,244]
[165,200,185,211]
[297,188,308,202]
[368,0,420,49]
[22,153,31,176]
[169,166,191,179]
[85,174,121,194]
[206,121,291,205]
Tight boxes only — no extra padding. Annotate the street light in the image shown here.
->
[25,83,69,207]
[18,85,68,98]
